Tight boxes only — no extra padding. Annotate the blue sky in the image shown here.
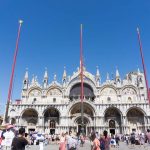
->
[0,0,150,113]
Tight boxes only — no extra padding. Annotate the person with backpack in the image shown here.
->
[99,135,105,150]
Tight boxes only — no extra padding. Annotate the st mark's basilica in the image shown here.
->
[7,66,150,135]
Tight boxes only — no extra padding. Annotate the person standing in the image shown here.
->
[11,127,29,150]
[140,133,145,145]
[59,132,66,150]
[65,132,69,150]
[146,129,150,144]
[3,128,15,149]
[103,130,111,150]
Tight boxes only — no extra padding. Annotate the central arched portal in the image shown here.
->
[44,107,60,134]
[69,102,94,135]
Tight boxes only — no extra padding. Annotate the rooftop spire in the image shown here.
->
[137,68,140,75]
[96,66,100,86]
[44,67,48,78]
[43,68,48,88]
[106,72,110,81]
[96,66,100,77]
[62,66,67,79]
[54,73,57,81]
[24,68,28,79]
[116,67,120,78]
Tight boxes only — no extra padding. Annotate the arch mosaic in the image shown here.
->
[100,86,117,96]
[125,106,147,116]
[72,113,93,126]
[21,108,39,126]
[122,86,137,95]
[43,107,60,127]
[43,107,61,117]
[47,88,62,96]
[66,77,97,96]
[69,83,95,101]
[126,107,145,133]
[28,88,42,97]
[104,107,122,118]
[68,100,96,116]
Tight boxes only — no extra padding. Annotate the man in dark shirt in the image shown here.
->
[11,127,29,150]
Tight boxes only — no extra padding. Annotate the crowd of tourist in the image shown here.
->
[0,125,86,150]
[1,125,150,150]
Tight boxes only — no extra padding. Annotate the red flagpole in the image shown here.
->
[80,24,84,134]
[4,20,23,123]
[137,27,150,103]
[80,24,84,103]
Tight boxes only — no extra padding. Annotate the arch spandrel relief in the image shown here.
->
[29,89,41,97]
[100,87,117,96]
[122,87,136,95]
[47,88,62,96]
[122,87,137,102]
[100,87,117,102]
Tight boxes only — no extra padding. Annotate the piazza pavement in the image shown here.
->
[25,141,150,150]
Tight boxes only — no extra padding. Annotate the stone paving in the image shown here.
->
[25,141,150,150]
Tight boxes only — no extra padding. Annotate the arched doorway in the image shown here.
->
[44,107,59,134]
[70,102,94,135]
[75,117,89,134]
[104,107,122,134]
[127,108,145,133]
[22,109,38,132]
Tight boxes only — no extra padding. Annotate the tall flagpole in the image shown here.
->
[137,27,150,104]
[80,24,84,134]
[4,20,23,123]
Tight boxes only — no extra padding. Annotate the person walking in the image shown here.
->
[90,132,100,150]
[11,127,29,150]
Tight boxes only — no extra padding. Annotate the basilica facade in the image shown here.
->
[7,67,150,135]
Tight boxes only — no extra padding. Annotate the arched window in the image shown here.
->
[69,83,95,101]
[128,97,132,102]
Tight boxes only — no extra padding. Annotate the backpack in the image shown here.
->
[100,139,105,150]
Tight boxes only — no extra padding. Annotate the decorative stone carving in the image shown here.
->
[47,88,62,96]
[100,87,117,96]
[122,88,136,95]
[29,89,41,97]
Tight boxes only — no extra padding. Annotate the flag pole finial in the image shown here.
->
[137,27,140,33]
[19,20,23,25]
